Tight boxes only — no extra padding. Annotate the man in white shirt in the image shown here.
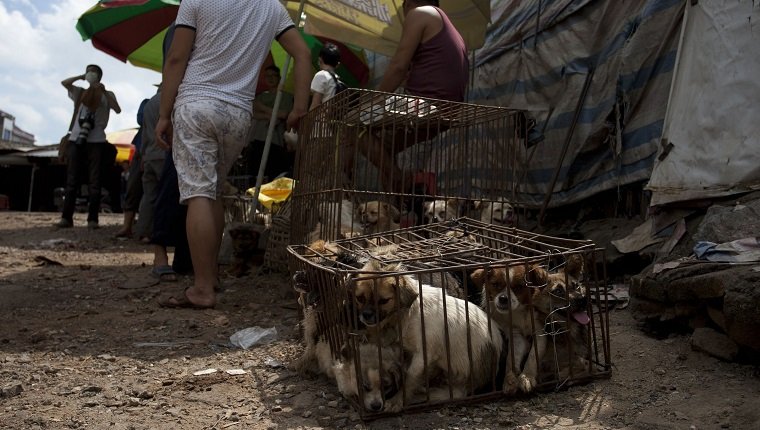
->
[155,0,311,309]
[56,64,121,229]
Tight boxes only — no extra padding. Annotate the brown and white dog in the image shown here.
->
[355,201,401,234]
[470,254,587,394]
[353,261,504,411]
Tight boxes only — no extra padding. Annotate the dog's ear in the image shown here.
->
[564,254,585,280]
[396,276,419,308]
[526,264,549,288]
[339,343,354,362]
[383,203,401,223]
[470,268,486,287]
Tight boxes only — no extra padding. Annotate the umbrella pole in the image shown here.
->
[27,164,36,212]
[250,0,306,218]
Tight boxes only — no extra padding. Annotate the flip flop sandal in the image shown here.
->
[157,288,215,309]
[152,265,178,282]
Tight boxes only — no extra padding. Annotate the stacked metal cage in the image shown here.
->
[288,89,611,417]
[290,89,528,244]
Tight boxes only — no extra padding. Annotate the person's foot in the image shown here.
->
[87,221,99,230]
[158,286,215,309]
[114,228,132,238]
[54,218,73,228]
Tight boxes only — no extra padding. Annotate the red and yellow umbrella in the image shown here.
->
[76,0,370,91]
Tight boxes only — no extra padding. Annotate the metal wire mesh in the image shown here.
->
[288,218,611,418]
[290,89,528,245]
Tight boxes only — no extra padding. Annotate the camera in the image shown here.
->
[76,111,95,145]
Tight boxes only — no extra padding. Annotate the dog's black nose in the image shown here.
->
[497,295,510,306]
[361,309,376,324]
[369,400,383,411]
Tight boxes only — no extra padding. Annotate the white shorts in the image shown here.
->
[172,99,251,203]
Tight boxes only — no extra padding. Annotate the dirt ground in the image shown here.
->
[1,211,759,430]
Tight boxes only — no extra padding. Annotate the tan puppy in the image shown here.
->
[422,199,460,224]
[352,260,418,347]
[333,343,403,413]
[355,201,401,234]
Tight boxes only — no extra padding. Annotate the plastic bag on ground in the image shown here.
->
[229,326,278,349]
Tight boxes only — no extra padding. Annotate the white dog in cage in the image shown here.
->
[473,197,516,227]
[421,199,461,224]
[352,264,505,412]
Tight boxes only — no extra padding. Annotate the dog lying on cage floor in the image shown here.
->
[352,260,504,412]
[469,254,589,395]
[333,342,403,413]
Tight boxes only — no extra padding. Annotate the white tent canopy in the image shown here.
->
[646,0,760,206]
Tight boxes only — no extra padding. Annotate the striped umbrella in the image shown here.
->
[76,0,370,91]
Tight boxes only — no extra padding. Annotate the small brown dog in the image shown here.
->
[333,342,403,413]
[355,201,401,234]
[470,262,548,394]
[227,223,265,277]
[470,254,587,394]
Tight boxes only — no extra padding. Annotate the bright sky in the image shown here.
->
[0,0,159,145]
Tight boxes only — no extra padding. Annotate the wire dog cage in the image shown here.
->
[288,218,611,418]
[290,89,529,245]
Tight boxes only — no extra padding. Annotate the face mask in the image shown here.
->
[85,71,98,84]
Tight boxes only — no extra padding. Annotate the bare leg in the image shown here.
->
[115,211,135,237]
[152,243,169,268]
[184,196,224,307]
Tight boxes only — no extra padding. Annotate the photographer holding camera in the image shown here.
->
[56,64,121,229]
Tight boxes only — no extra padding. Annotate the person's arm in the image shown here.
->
[104,89,121,113]
[156,26,195,149]
[309,91,324,111]
[377,8,428,93]
[277,28,312,130]
[61,74,85,91]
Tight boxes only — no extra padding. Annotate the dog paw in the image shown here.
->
[383,395,404,413]
[518,373,536,393]
[502,372,519,395]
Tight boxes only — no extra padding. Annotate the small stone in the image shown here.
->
[226,369,247,376]
[317,416,332,427]
[1,384,23,398]
[302,410,312,418]
[473,417,483,423]
[654,368,666,376]
[328,400,339,408]
[97,354,116,362]
[193,368,218,376]
[272,405,282,413]
[80,386,103,394]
